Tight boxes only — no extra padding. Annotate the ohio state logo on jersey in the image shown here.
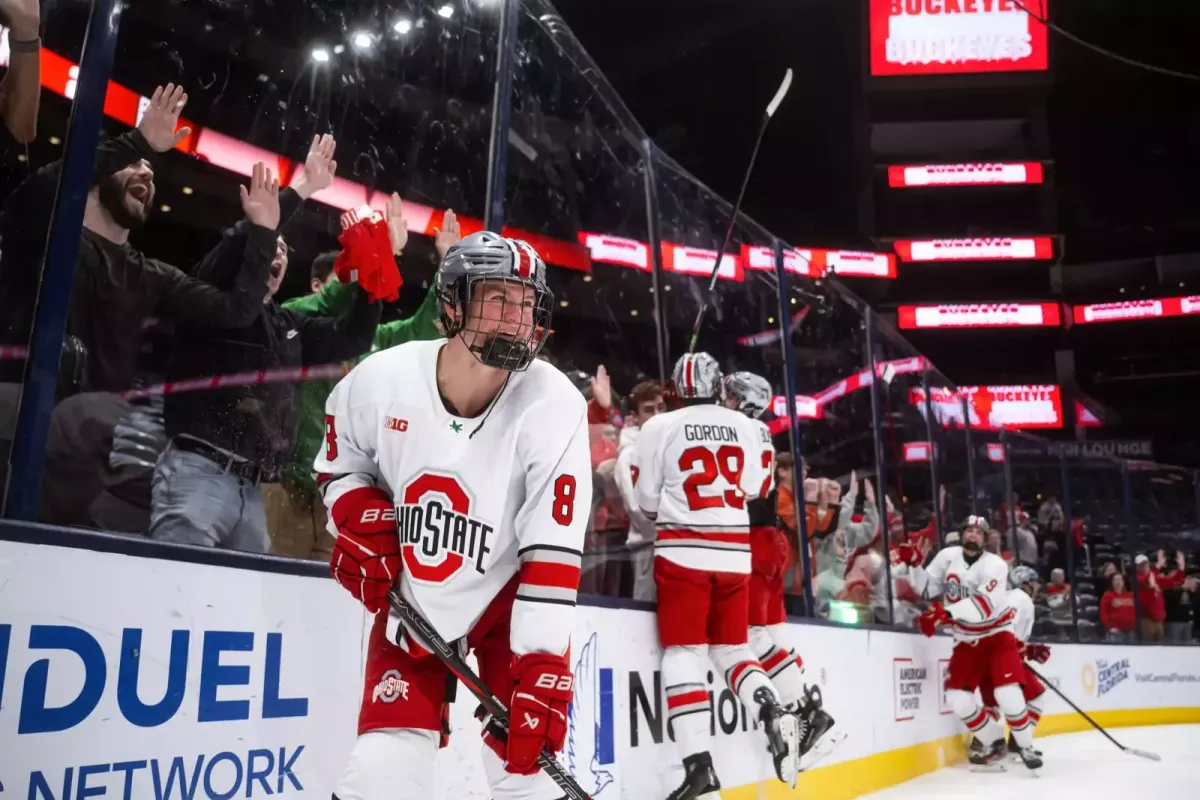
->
[944,574,968,603]
[397,473,493,583]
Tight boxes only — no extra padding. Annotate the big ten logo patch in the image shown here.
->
[936,659,953,715]
[372,669,410,703]
[1082,658,1130,698]
[893,657,928,722]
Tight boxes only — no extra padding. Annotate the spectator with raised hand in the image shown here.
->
[611,379,667,600]
[1,83,270,395]
[151,145,382,554]
[1161,550,1193,643]
[0,84,283,527]
[265,195,457,560]
[0,0,40,146]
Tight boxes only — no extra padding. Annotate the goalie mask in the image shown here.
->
[437,231,553,371]
[723,371,772,418]
[672,352,723,401]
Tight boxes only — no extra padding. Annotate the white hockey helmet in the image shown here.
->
[437,231,553,371]
[672,352,723,401]
[723,371,772,418]
[1010,565,1039,589]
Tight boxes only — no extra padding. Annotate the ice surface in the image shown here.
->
[861,724,1199,799]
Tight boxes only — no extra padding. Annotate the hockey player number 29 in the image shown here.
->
[324,414,338,461]
[680,445,745,511]
[552,474,577,525]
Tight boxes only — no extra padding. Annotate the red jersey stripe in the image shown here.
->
[519,561,581,590]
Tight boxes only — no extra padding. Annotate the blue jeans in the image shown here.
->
[1165,621,1193,644]
[149,446,268,553]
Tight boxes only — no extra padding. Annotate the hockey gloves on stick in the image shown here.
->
[1023,642,1051,664]
[499,653,573,775]
[329,486,401,614]
[917,601,950,638]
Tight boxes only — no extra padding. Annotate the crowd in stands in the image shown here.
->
[1,0,1197,649]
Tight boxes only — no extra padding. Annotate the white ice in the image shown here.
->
[861,724,1200,799]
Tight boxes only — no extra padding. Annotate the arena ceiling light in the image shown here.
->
[311,47,331,63]
[437,4,455,19]
[393,18,413,35]
[352,32,373,50]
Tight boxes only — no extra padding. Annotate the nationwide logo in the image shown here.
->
[566,632,616,796]
[1082,658,1130,697]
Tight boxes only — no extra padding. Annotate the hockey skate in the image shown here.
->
[792,684,844,773]
[754,687,801,787]
[1017,745,1043,774]
[968,739,1008,772]
[665,752,721,800]
[1007,735,1042,761]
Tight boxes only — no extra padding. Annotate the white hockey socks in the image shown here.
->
[948,689,1004,745]
[662,645,712,759]
[710,643,778,709]
[994,683,1036,749]
[749,625,806,707]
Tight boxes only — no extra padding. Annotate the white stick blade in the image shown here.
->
[765,68,794,117]
[1129,748,1162,761]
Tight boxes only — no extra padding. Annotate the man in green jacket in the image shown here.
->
[263,200,459,559]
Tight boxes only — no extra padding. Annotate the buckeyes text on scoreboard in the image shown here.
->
[898,302,1061,329]
[894,237,1055,262]
[1072,296,1200,325]
[913,384,1064,430]
[869,0,1051,77]
[887,162,1044,187]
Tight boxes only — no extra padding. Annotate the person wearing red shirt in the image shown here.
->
[1135,551,1187,642]
[1100,572,1137,643]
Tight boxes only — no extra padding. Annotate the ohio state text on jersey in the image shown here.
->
[315,340,592,657]
[914,546,1015,642]
[633,404,771,573]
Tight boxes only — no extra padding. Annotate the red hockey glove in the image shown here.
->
[917,601,950,638]
[329,486,401,614]
[895,542,924,567]
[1023,642,1051,664]
[504,653,573,775]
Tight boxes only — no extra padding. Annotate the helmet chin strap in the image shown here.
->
[470,335,531,370]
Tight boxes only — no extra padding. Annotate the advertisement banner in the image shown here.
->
[898,302,1061,329]
[1072,296,1200,325]
[913,384,1064,430]
[894,237,1055,262]
[869,0,1051,77]
[4,539,1200,800]
[887,162,1044,187]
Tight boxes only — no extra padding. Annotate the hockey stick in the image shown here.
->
[386,588,594,799]
[686,68,794,354]
[1025,663,1161,761]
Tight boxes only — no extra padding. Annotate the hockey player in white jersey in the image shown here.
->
[910,516,1043,772]
[722,371,837,773]
[316,231,592,800]
[974,565,1050,762]
[635,354,800,799]
[613,380,668,601]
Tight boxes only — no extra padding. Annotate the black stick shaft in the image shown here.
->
[387,589,593,799]
[1025,663,1128,750]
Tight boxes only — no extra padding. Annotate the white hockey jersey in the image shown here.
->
[315,340,592,658]
[749,417,775,501]
[1006,587,1035,643]
[614,424,655,542]
[912,546,1015,643]
[633,403,771,573]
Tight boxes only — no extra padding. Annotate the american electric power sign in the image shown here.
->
[870,0,1050,77]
